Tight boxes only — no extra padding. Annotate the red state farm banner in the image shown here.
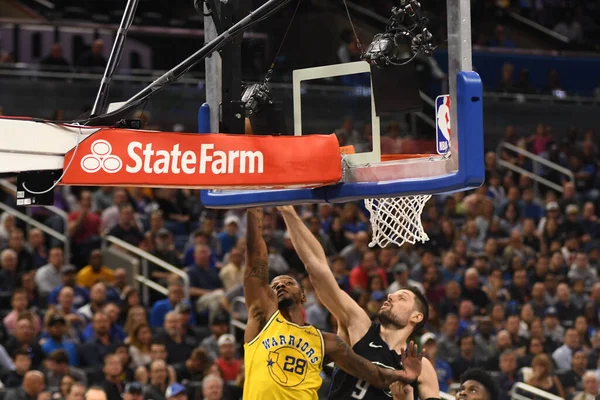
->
[61,129,342,188]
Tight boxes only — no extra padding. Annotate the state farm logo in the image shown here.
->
[80,140,123,173]
[78,139,264,175]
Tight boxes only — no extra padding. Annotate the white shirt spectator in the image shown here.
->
[35,248,67,296]
[552,344,574,370]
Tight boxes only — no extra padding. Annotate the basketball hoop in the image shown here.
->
[364,195,431,248]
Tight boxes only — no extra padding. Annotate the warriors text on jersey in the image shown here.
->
[329,323,417,400]
[243,310,325,400]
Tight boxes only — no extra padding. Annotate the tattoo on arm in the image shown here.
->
[245,208,269,286]
[245,258,269,284]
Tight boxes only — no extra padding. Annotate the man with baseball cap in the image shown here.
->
[421,333,453,393]
[215,334,241,382]
[164,383,187,400]
[123,383,143,400]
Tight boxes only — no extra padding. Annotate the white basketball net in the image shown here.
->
[364,195,432,248]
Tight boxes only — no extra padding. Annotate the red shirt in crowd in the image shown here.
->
[216,357,242,381]
[349,266,388,291]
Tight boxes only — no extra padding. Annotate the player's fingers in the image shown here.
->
[409,341,415,357]
[420,347,426,360]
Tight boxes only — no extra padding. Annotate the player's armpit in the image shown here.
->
[278,206,371,339]
[322,332,420,389]
[417,357,440,400]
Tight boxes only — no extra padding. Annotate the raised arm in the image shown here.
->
[278,206,371,340]
[244,208,277,343]
[323,332,423,389]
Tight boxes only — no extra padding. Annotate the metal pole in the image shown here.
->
[81,0,291,127]
[90,0,140,117]
[220,0,249,135]
[142,259,149,307]
[204,1,222,133]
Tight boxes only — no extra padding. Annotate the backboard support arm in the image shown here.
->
[90,0,141,117]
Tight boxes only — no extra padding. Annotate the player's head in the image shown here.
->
[377,287,428,333]
[270,275,306,309]
[457,368,499,400]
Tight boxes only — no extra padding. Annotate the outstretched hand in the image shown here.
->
[394,341,424,384]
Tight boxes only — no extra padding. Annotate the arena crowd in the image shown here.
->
[0,123,599,400]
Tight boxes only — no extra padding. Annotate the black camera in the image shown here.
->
[241,82,273,116]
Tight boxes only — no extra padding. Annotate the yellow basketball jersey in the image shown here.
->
[243,310,325,400]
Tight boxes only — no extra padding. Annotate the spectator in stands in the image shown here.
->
[77,250,114,289]
[101,190,130,232]
[27,228,47,268]
[553,328,581,370]
[218,248,243,291]
[108,205,144,247]
[0,248,20,301]
[173,347,210,384]
[144,360,169,400]
[45,349,86,390]
[451,334,484,380]
[68,191,102,268]
[201,375,225,400]
[40,44,70,71]
[76,40,107,71]
[349,250,387,292]
[81,302,125,342]
[4,316,44,369]
[488,25,515,48]
[217,216,240,260]
[48,266,89,309]
[186,245,224,321]
[421,333,452,393]
[154,311,195,365]
[101,354,125,400]
[122,383,143,400]
[437,314,460,364]
[149,280,194,328]
[560,349,588,395]
[496,350,521,400]
[8,229,33,272]
[0,349,31,388]
[127,323,152,368]
[526,354,565,398]
[462,268,489,314]
[573,371,599,400]
[41,313,78,366]
[496,63,515,93]
[150,229,180,282]
[214,334,241,383]
[79,312,120,368]
[3,370,46,400]
[199,314,230,361]
[78,283,107,321]
[93,188,114,213]
[3,288,42,334]
[35,247,68,298]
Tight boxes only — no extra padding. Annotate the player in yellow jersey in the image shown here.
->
[242,208,424,400]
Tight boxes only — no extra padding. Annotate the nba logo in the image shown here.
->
[435,95,451,155]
